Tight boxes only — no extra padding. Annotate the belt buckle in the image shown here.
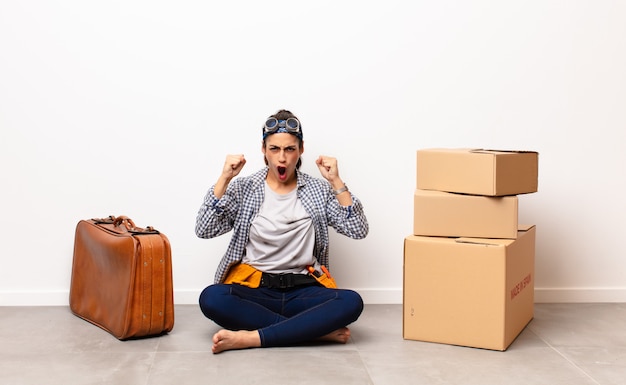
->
[261,273,299,289]
[277,274,294,289]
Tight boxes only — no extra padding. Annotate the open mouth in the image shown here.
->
[277,166,287,179]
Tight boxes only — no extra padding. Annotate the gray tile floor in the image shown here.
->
[1,303,625,385]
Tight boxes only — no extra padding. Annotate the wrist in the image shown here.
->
[332,185,348,195]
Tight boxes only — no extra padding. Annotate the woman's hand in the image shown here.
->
[316,155,341,185]
[316,155,352,205]
[222,154,246,180]
[214,154,246,198]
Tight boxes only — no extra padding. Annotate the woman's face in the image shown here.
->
[262,133,304,184]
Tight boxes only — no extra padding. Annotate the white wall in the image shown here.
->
[1,1,625,306]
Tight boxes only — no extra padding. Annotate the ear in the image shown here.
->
[300,140,305,155]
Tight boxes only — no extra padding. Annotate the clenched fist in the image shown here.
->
[222,154,246,180]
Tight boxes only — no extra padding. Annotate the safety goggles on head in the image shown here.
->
[263,117,302,139]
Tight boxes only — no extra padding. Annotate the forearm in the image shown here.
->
[330,178,352,206]
[195,187,233,239]
[329,194,369,239]
[213,175,232,200]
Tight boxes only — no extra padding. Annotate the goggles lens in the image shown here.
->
[264,117,301,135]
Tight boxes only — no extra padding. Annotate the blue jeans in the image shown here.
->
[199,284,364,347]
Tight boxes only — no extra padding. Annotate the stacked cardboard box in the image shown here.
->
[403,148,539,351]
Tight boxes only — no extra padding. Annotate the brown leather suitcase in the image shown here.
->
[70,215,174,339]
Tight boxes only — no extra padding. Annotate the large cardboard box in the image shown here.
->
[416,148,538,196]
[403,225,536,351]
[413,189,519,239]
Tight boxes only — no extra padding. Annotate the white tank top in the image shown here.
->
[243,182,316,274]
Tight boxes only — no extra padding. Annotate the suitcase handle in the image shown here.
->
[91,215,160,234]
[114,215,161,235]
[93,215,116,224]
[114,215,137,230]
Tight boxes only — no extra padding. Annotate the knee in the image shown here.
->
[340,289,364,320]
[199,284,227,319]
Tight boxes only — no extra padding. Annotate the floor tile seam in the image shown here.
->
[144,350,158,385]
[539,337,602,385]
[529,326,626,350]
[153,346,359,354]
[354,338,376,385]
[142,339,163,385]
[153,350,214,354]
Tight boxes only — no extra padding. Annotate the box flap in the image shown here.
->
[455,238,509,246]
[470,149,539,155]
[518,224,535,232]
[453,225,535,245]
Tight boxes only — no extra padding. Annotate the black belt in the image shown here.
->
[259,272,318,289]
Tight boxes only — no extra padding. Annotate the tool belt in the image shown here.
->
[223,263,338,289]
[259,272,318,289]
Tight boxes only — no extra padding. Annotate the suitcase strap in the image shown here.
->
[136,235,167,335]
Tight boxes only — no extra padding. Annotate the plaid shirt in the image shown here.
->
[195,167,369,284]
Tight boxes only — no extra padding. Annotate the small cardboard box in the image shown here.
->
[416,148,538,196]
[414,189,519,239]
[403,225,535,351]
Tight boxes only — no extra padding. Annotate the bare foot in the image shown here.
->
[317,327,351,344]
[212,329,261,354]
